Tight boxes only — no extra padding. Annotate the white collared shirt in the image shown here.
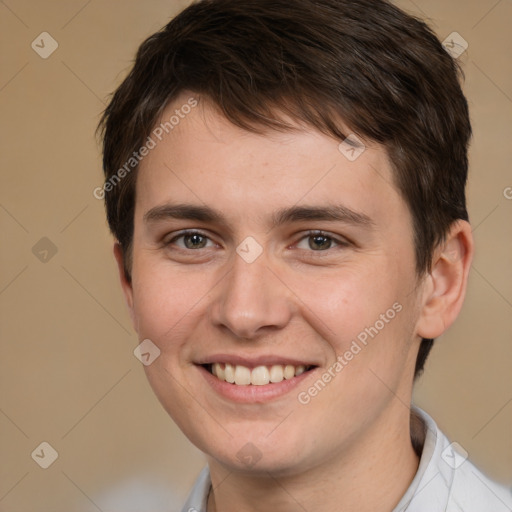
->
[181,408,512,512]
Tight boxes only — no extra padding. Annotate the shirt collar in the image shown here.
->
[180,406,511,512]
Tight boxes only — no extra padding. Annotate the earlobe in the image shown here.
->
[416,220,474,339]
[113,242,136,329]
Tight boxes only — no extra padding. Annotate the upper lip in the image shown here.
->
[195,354,318,369]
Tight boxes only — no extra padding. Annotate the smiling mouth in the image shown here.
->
[203,363,316,386]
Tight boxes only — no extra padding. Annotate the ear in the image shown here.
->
[113,242,136,330]
[416,220,474,339]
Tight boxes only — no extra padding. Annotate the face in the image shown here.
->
[119,95,425,477]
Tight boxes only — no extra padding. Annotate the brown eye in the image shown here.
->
[295,231,348,253]
[183,233,208,249]
[166,231,214,250]
[308,234,333,251]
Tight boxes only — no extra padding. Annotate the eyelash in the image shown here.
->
[164,229,349,254]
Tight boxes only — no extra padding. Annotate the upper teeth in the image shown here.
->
[211,363,307,386]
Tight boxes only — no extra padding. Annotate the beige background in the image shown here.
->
[0,0,511,510]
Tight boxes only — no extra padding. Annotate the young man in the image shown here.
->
[98,0,512,510]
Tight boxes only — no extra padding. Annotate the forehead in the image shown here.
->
[135,95,407,228]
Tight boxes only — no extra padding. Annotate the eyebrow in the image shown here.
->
[144,204,224,224]
[272,204,374,228]
[143,203,375,229]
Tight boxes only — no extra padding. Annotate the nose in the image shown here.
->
[210,250,294,340]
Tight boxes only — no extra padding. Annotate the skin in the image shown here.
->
[114,94,474,512]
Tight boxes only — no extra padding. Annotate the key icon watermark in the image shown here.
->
[338,134,366,161]
[134,339,161,366]
[31,32,59,59]
[236,442,262,467]
[31,441,58,469]
[32,237,58,263]
[441,442,468,469]
[236,236,263,264]
[442,32,468,59]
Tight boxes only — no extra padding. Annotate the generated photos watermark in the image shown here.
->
[297,301,403,404]
[93,97,198,200]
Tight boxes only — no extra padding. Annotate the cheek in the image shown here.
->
[130,263,213,348]
[287,263,400,347]
[288,263,416,403]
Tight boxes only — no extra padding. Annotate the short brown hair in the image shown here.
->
[98,0,471,378]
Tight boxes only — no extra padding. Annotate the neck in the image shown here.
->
[207,403,420,512]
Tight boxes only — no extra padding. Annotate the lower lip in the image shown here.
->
[197,365,315,403]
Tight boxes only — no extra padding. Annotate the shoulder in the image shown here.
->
[447,457,512,511]
[415,407,512,512]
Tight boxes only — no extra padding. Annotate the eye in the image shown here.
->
[166,230,215,250]
[295,231,346,251]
